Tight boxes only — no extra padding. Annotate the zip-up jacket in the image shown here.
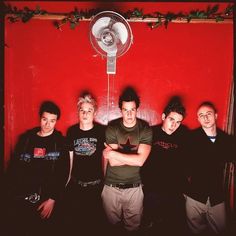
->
[6,127,69,201]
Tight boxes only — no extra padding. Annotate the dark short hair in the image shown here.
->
[163,96,186,118]
[39,101,61,120]
[119,86,140,109]
[198,101,217,113]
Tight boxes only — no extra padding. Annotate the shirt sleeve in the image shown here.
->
[66,127,74,152]
[105,124,118,144]
[140,123,153,145]
[48,135,70,201]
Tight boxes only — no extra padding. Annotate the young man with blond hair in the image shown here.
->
[63,92,106,235]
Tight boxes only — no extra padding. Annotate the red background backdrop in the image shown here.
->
[4,1,234,167]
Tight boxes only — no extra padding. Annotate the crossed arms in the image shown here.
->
[103,143,151,174]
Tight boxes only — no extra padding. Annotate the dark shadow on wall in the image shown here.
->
[0,2,5,177]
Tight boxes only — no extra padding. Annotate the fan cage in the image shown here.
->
[89,11,133,58]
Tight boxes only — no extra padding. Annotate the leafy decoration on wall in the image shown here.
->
[4,3,234,30]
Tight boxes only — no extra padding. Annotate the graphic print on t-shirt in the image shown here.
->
[155,141,178,150]
[33,148,46,158]
[74,137,97,156]
[119,137,137,154]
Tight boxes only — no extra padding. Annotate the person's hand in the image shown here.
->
[103,143,113,159]
[104,142,112,150]
[37,198,55,219]
[103,143,123,166]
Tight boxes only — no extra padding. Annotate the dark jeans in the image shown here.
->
[4,198,59,236]
[142,191,189,236]
[60,181,106,236]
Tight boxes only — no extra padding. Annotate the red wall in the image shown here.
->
[4,1,234,167]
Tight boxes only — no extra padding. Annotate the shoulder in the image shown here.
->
[217,128,229,137]
[53,129,63,137]
[176,124,190,135]
[93,122,107,136]
[67,123,79,130]
[151,124,161,132]
[94,122,107,130]
[179,124,190,132]
[217,128,234,143]
[14,127,39,152]
[190,127,208,141]
[108,118,122,127]
[191,127,202,134]
[136,118,151,129]
[18,127,39,140]
[137,119,153,138]
[106,118,123,132]
[136,119,153,143]
[52,129,65,142]
[150,124,161,138]
[66,123,79,134]
[26,127,40,135]
[105,119,122,138]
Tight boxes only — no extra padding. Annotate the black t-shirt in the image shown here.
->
[66,123,106,182]
[141,124,190,193]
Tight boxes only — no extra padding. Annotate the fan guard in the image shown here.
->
[89,11,133,74]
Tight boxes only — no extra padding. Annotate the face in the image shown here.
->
[79,102,95,126]
[197,105,217,129]
[162,111,183,135]
[121,101,137,127]
[40,112,58,136]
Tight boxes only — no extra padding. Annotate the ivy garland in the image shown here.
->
[4,3,234,30]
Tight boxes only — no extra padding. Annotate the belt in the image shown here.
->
[25,193,41,203]
[106,183,141,189]
[77,179,101,187]
[16,193,41,204]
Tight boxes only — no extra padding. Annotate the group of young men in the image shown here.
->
[2,86,235,236]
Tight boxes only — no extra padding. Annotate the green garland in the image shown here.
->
[4,3,234,30]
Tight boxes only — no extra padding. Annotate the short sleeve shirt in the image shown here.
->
[66,123,106,182]
[105,118,152,184]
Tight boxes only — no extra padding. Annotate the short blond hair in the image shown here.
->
[77,93,97,112]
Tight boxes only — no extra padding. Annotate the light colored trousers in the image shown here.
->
[185,195,226,234]
[101,184,144,231]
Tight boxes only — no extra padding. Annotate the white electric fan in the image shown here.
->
[89,11,133,74]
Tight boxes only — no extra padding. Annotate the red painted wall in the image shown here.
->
[4,1,234,167]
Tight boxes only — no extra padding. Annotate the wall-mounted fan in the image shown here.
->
[90,11,133,74]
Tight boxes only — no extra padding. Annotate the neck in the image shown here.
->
[161,126,170,135]
[38,130,54,137]
[123,119,137,128]
[202,126,217,137]
[80,123,94,131]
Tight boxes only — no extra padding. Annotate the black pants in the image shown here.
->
[59,181,107,236]
[4,198,60,236]
[142,191,189,236]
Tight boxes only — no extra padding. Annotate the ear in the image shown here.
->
[197,116,201,123]
[215,113,218,120]
[161,113,166,121]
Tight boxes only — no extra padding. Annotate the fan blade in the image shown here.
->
[112,22,128,44]
[92,17,111,38]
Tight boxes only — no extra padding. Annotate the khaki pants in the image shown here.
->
[185,195,226,234]
[101,184,144,231]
